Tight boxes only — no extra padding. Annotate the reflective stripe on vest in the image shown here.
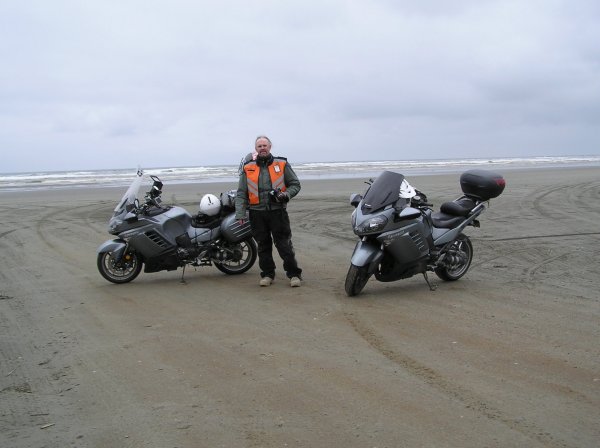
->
[244,159,287,205]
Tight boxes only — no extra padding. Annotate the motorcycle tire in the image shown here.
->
[214,238,257,275]
[345,264,372,297]
[434,234,473,281]
[97,250,143,284]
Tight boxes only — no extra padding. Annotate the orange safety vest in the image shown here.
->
[244,159,287,205]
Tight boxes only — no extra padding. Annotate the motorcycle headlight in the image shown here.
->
[351,209,357,228]
[356,215,388,234]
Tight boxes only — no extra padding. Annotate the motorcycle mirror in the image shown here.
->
[350,193,362,208]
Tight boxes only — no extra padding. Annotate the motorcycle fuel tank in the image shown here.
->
[154,206,193,243]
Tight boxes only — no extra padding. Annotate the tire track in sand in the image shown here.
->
[343,311,567,448]
[0,229,18,239]
[34,203,102,258]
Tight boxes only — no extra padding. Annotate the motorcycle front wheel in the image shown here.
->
[214,238,257,275]
[434,234,473,281]
[345,264,372,297]
[97,250,143,284]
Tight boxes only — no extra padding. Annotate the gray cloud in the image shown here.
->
[1,0,599,172]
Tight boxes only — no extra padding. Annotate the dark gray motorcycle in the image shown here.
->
[345,169,505,296]
[97,170,257,284]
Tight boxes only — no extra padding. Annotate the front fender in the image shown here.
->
[350,240,384,271]
[97,239,127,260]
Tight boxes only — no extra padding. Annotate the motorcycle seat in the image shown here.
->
[431,197,477,229]
[431,212,465,229]
[440,197,476,217]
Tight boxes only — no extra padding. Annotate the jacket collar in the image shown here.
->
[256,154,274,166]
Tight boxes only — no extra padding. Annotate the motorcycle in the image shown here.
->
[345,169,506,296]
[97,170,257,283]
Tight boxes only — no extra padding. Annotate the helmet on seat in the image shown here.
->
[199,194,221,216]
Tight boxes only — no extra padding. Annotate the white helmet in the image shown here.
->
[399,179,417,199]
[199,194,221,216]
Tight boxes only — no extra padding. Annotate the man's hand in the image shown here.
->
[276,191,290,203]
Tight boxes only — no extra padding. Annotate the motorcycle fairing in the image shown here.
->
[361,171,404,215]
[375,252,427,282]
[377,220,430,264]
[144,252,180,273]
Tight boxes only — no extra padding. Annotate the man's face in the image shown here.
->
[255,138,271,158]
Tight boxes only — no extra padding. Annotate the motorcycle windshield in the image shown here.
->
[113,170,144,216]
[361,171,404,214]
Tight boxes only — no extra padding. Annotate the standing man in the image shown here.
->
[235,136,303,287]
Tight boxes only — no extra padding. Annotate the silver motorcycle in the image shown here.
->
[345,169,505,296]
[97,170,257,283]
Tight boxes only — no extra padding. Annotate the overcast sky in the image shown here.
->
[1,0,599,172]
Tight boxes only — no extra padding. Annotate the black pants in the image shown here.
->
[249,209,302,279]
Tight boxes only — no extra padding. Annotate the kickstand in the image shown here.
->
[180,265,187,284]
[423,272,437,291]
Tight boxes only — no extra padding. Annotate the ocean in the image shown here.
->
[1,156,599,192]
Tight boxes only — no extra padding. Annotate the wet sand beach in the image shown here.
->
[1,167,599,447]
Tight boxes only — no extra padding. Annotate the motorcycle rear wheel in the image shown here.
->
[434,234,473,281]
[345,264,372,297]
[97,250,142,284]
[214,238,257,275]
